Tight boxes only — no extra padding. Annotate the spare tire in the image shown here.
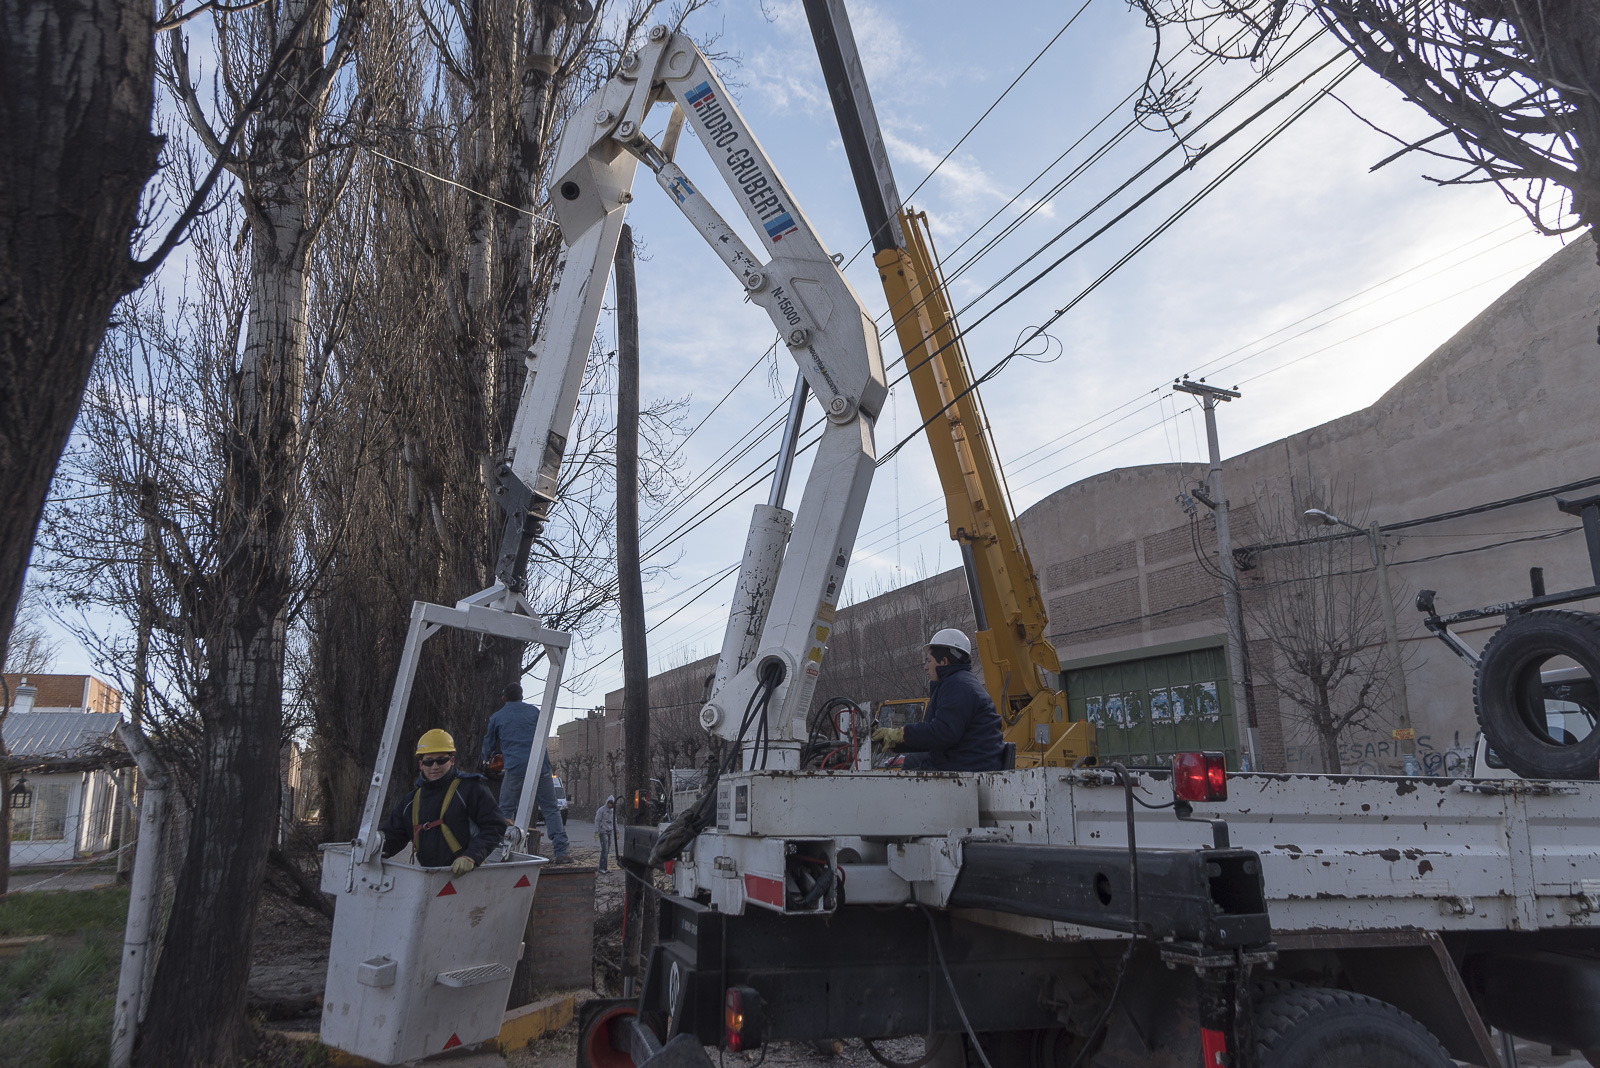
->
[1474,610,1600,780]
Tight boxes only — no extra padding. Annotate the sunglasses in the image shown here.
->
[419,755,453,767]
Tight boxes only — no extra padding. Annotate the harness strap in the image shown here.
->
[411,777,465,857]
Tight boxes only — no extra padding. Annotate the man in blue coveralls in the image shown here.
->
[482,682,572,862]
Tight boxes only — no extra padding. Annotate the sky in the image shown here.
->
[35,0,1573,729]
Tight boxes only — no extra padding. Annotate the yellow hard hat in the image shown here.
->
[415,728,456,756]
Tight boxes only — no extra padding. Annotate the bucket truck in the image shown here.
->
[319,12,1600,1068]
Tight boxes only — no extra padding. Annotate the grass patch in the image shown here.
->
[0,887,128,936]
[0,893,125,1067]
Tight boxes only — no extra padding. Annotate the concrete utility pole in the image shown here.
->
[1173,379,1259,771]
[1305,508,1416,775]
[615,224,651,988]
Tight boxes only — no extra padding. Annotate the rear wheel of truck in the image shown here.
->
[1475,609,1600,780]
[1255,986,1453,1068]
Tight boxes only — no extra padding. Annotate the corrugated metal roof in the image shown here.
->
[3,711,122,759]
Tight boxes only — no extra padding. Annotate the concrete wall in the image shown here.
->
[819,233,1600,774]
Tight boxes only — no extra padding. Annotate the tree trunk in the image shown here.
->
[136,1,327,1059]
[0,0,158,670]
[1318,716,1342,774]
[615,224,651,981]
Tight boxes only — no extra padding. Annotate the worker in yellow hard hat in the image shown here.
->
[378,728,506,876]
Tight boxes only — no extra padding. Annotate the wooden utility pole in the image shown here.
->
[614,224,651,988]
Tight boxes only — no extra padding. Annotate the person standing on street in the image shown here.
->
[595,795,617,873]
[380,729,505,875]
[482,682,571,862]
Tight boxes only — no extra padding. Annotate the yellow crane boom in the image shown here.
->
[876,209,1094,767]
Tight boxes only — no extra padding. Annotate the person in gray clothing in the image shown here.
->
[481,682,570,861]
[595,795,616,873]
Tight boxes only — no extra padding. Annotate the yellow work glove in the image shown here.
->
[450,856,475,877]
[872,726,904,751]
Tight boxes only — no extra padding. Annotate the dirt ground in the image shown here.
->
[250,889,335,1025]
[506,1009,937,1068]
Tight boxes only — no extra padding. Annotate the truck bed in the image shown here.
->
[979,768,1600,937]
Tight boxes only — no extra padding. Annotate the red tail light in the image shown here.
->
[1173,751,1228,802]
[724,986,765,1052]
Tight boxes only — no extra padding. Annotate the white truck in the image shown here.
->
[318,4,1600,1066]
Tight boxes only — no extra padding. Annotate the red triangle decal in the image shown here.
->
[442,1033,462,1050]
[437,881,457,897]
[514,875,531,888]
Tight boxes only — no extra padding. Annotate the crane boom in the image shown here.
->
[803,0,1093,766]
[494,25,887,770]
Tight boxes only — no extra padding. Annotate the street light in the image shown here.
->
[1304,508,1417,775]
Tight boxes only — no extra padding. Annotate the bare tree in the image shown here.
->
[0,0,157,680]
[2,587,61,675]
[0,0,303,680]
[302,0,695,839]
[1132,0,1599,259]
[1239,485,1407,772]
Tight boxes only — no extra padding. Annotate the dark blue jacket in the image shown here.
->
[380,769,505,867]
[900,662,1005,771]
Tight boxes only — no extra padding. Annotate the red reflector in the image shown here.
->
[725,988,745,1052]
[1200,1027,1227,1065]
[724,984,764,1053]
[437,881,457,897]
[443,1033,462,1050]
[514,875,531,888]
[1173,751,1228,802]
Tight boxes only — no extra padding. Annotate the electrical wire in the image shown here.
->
[917,906,997,1068]
[839,0,1097,269]
[637,46,1352,572]
[875,55,1359,467]
[638,24,1327,549]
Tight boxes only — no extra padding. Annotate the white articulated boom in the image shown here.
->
[496,25,887,769]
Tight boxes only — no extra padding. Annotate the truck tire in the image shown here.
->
[1255,986,1453,1068]
[1474,610,1600,780]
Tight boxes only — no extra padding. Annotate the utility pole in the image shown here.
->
[1173,379,1259,771]
[1369,521,1417,775]
[614,224,651,991]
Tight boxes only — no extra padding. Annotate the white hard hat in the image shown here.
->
[928,628,972,656]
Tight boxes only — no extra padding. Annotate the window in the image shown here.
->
[11,781,72,842]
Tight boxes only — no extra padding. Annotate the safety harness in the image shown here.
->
[411,777,464,856]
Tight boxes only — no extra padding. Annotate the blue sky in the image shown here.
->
[38,0,1571,728]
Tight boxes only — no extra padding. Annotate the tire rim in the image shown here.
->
[583,1005,638,1068]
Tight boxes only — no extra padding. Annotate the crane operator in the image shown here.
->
[873,629,1006,772]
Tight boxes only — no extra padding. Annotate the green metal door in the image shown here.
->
[1063,642,1238,768]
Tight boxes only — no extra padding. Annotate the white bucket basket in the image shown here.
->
[318,585,571,1065]
[319,845,546,1063]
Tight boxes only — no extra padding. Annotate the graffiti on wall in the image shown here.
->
[1283,730,1477,776]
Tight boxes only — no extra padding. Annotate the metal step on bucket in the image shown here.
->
[320,845,546,1064]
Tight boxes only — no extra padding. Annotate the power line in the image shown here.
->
[875,55,1359,467]
[636,30,1338,550]
[840,0,1097,269]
